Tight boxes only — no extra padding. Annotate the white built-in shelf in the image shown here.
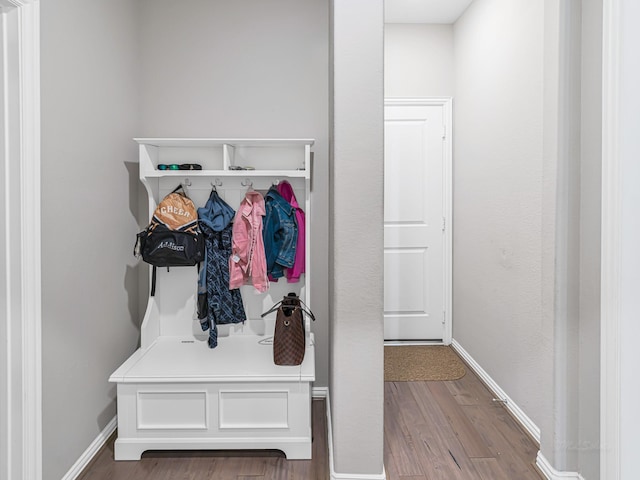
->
[142,169,308,178]
[109,137,316,461]
[134,138,315,148]
[135,138,314,181]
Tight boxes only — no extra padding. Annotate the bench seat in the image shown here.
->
[109,334,315,460]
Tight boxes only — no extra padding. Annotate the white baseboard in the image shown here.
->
[536,452,585,480]
[451,339,541,443]
[61,416,117,480]
[312,386,329,398]
[325,390,386,480]
[451,340,586,480]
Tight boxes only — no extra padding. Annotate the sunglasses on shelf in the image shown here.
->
[157,163,203,171]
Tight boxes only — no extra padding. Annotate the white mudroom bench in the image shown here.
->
[109,138,316,460]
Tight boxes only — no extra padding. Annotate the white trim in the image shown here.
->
[536,452,585,480]
[326,390,386,480]
[312,386,328,398]
[384,340,444,346]
[451,339,541,443]
[19,4,40,479]
[61,417,117,480]
[384,97,452,106]
[1,13,10,480]
[331,471,387,480]
[384,97,453,344]
[0,2,40,480]
[0,0,34,9]
[600,1,621,479]
[442,98,453,344]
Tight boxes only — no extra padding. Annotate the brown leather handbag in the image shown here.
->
[262,293,315,366]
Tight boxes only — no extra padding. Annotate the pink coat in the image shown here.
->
[229,191,269,292]
[277,181,305,282]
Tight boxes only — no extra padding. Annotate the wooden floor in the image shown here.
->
[79,364,542,479]
[384,368,543,479]
[77,399,329,480]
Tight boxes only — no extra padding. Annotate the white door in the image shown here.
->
[384,100,451,341]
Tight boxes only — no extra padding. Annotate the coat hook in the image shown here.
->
[241,178,253,187]
[211,178,222,188]
[183,178,192,187]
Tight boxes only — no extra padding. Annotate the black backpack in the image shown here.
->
[134,185,204,294]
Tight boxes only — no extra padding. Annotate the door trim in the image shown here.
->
[0,2,41,480]
[600,0,621,478]
[384,97,452,344]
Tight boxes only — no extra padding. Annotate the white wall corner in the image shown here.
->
[536,452,586,480]
[451,339,541,443]
[325,391,386,480]
[61,417,117,480]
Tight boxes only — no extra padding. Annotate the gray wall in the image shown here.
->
[40,2,329,476]
[578,1,602,477]
[384,24,454,98]
[452,0,553,447]
[136,0,330,387]
[40,1,141,478]
[330,0,385,476]
[41,0,329,480]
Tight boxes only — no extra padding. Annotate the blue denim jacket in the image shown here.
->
[263,186,298,279]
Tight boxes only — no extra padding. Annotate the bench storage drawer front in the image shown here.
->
[113,375,313,459]
[137,391,208,430]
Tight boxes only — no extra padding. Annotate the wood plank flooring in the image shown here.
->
[78,358,542,479]
[384,367,543,480]
[77,399,329,480]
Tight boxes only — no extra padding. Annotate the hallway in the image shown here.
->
[384,366,542,479]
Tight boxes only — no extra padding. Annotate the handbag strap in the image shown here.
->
[260,300,283,318]
[260,297,316,321]
[297,298,316,322]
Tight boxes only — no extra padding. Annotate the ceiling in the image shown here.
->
[384,0,474,24]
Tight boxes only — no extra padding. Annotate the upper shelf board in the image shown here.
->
[134,138,315,148]
[143,169,308,178]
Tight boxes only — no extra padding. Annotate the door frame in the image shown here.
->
[600,0,640,478]
[384,97,452,344]
[0,1,41,480]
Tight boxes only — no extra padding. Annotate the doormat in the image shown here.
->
[384,345,466,382]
